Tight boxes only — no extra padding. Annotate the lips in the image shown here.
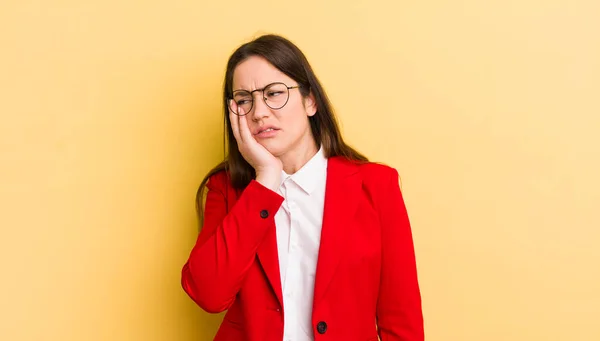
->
[254,126,280,135]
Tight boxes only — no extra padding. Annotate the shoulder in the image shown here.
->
[358,162,401,198]
[356,161,399,179]
[330,156,400,191]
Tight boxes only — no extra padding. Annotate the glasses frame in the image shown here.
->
[229,82,301,116]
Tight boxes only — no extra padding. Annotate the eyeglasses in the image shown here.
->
[228,82,301,116]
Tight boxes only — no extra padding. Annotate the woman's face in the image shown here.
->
[231,56,317,158]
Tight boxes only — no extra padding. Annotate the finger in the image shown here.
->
[238,109,254,143]
[229,100,242,143]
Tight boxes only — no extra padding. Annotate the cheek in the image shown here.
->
[281,102,310,126]
[280,110,309,135]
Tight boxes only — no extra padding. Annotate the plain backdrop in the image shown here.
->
[1,0,599,340]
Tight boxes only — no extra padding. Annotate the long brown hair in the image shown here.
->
[196,34,368,226]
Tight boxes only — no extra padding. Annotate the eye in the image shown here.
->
[266,91,284,97]
[236,99,251,105]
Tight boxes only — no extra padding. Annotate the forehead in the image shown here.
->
[232,56,294,91]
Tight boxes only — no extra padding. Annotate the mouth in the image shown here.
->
[255,127,279,135]
[254,127,280,138]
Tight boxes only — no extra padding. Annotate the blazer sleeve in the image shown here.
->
[376,168,425,341]
[181,173,284,313]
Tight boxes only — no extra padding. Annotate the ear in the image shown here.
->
[304,91,318,117]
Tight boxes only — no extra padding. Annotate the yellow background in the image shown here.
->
[1,0,599,340]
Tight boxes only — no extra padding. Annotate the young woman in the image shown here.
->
[181,34,424,341]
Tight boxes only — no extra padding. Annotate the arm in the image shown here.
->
[181,173,284,313]
[376,168,424,340]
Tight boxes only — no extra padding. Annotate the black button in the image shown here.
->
[260,210,269,219]
[316,321,327,334]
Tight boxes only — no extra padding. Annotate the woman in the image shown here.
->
[181,34,424,341]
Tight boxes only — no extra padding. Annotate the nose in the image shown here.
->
[251,94,271,121]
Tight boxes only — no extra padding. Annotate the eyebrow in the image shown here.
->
[232,82,281,93]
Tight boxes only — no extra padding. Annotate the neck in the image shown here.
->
[279,139,319,175]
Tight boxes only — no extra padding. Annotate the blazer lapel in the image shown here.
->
[245,156,362,310]
[231,186,284,310]
[313,156,362,305]
[256,224,284,309]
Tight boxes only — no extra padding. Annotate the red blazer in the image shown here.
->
[181,156,424,341]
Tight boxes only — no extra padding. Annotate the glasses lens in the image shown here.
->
[264,83,289,109]
[232,91,252,115]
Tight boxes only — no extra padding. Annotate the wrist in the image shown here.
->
[255,171,281,192]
